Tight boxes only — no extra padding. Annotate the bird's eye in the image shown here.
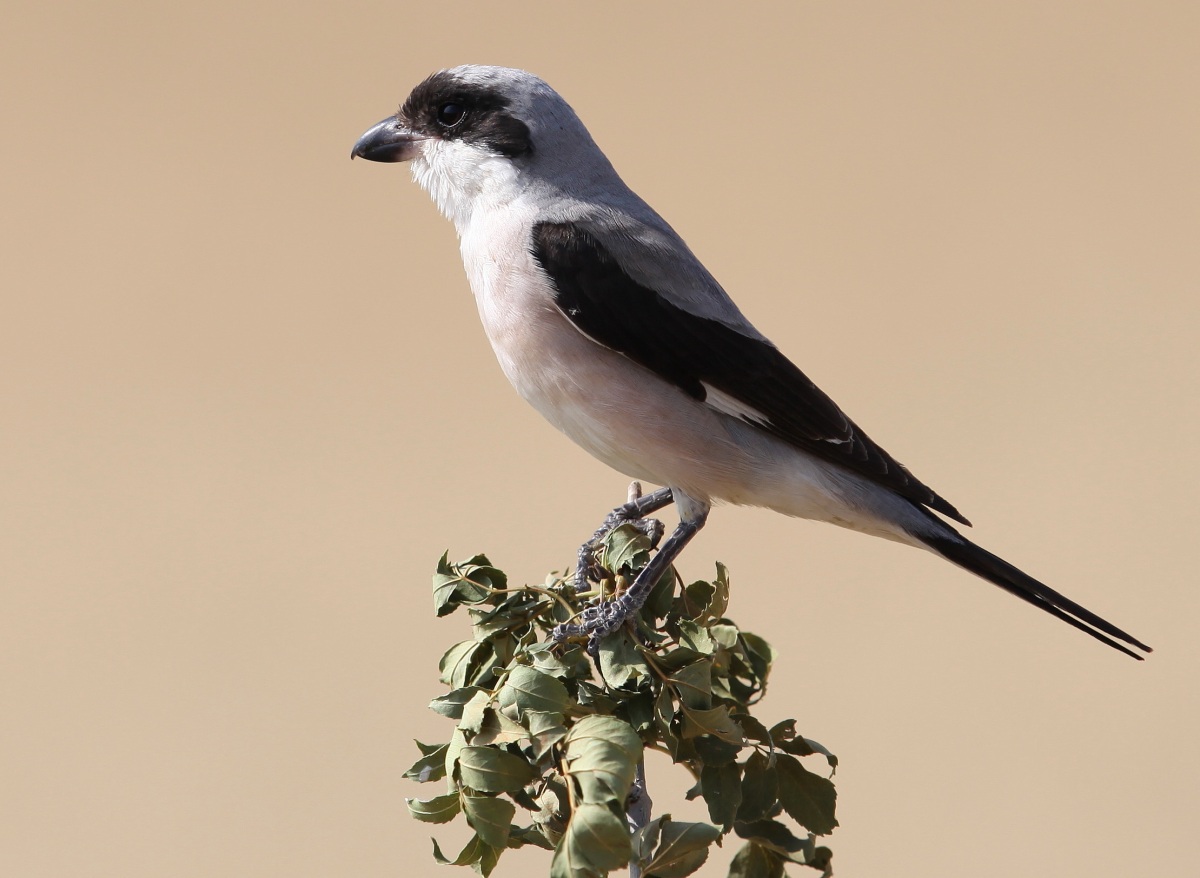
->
[436,102,466,128]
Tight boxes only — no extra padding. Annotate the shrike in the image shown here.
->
[353,65,1149,659]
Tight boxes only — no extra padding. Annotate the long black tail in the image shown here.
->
[922,533,1152,660]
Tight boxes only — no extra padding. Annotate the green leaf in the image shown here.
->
[668,660,713,710]
[406,793,460,824]
[470,705,531,748]
[431,833,502,876]
[778,735,838,773]
[734,819,816,862]
[700,762,743,831]
[615,691,656,736]
[640,817,721,878]
[736,751,779,823]
[508,825,556,851]
[654,688,680,757]
[574,681,619,714]
[534,778,569,845]
[429,686,484,720]
[739,632,775,682]
[694,734,743,767]
[433,553,503,616]
[711,563,731,618]
[643,561,678,620]
[632,815,666,868]
[471,591,543,639]
[463,793,515,849]
[597,628,650,689]
[497,666,569,719]
[404,742,448,783]
[524,709,569,761]
[776,754,838,836]
[563,715,642,805]
[679,703,746,745]
[550,801,631,878]
[735,715,774,749]
[675,619,715,656]
[457,746,536,794]
[727,842,785,878]
[527,641,586,677]
[439,640,496,689]
[681,564,729,623]
[602,523,652,574]
[459,689,493,736]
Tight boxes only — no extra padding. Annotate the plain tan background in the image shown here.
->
[3,1,1197,875]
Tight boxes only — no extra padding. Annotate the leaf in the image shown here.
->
[404,742,448,783]
[709,622,741,650]
[693,734,743,767]
[681,564,729,623]
[700,762,743,831]
[406,793,460,824]
[632,815,666,868]
[439,640,495,689]
[602,523,652,574]
[471,591,543,639]
[675,619,715,656]
[524,710,569,761]
[431,833,502,876]
[574,681,619,714]
[640,817,721,878]
[534,778,569,844]
[735,715,774,749]
[563,715,642,805]
[457,746,536,794]
[679,703,746,745]
[508,825,556,851]
[463,793,515,849]
[615,691,656,736]
[668,660,713,710]
[778,736,838,773]
[654,688,680,757]
[527,641,586,677]
[727,842,785,878]
[734,819,817,863]
[597,628,650,689]
[739,632,775,683]
[736,751,779,823]
[470,705,531,748]
[710,563,731,619]
[549,801,631,878]
[432,553,503,616]
[776,754,838,836]
[642,560,678,620]
[497,665,569,719]
[429,686,484,720]
[459,689,493,736]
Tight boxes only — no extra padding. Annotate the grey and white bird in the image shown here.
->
[352,65,1150,659]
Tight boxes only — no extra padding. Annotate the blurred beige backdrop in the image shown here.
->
[2,2,1197,876]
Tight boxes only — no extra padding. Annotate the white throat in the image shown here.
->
[410,140,524,234]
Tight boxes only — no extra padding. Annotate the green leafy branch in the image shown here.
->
[407,519,837,877]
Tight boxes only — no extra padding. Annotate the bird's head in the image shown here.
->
[352,66,620,228]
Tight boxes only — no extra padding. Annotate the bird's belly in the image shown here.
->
[461,224,919,543]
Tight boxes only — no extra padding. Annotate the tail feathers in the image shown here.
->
[922,533,1152,660]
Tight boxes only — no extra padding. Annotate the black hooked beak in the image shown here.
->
[350,116,428,163]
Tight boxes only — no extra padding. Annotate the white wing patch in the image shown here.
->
[701,382,772,427]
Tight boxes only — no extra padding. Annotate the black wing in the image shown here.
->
[531,220,969,525]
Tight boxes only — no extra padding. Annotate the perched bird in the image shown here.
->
[352,65,1149,659]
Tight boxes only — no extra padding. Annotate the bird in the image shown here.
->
[352,65,1150,660]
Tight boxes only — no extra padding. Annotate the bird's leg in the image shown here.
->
[573,486,674,590]
[555,499,709,653]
